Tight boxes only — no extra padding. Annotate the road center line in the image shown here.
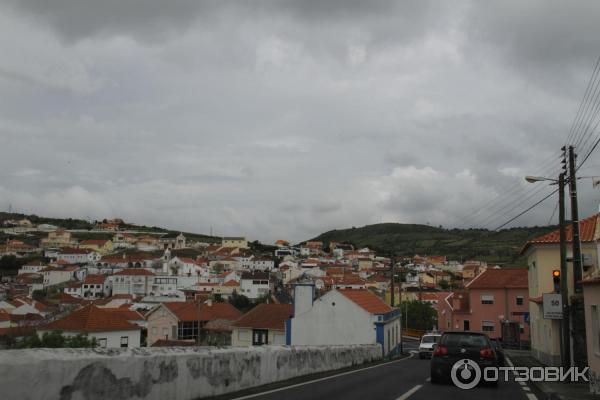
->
[395,384,423,400]
[232,354,414,400]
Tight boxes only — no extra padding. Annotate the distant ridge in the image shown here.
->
[308,222,556,267]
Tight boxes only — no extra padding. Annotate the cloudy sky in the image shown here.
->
[1,1,600,243]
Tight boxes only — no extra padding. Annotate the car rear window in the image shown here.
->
[440,334,488,348]
[421,336,440,343]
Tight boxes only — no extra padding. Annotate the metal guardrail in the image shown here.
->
[403,328,426,338]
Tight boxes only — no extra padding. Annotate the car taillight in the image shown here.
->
[433,345,448,356]
[480,347,494,359]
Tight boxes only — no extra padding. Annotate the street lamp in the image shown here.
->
[525,173,570,369]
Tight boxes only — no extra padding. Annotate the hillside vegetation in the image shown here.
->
[310,223,557,267]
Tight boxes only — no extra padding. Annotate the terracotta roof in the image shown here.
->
[40,305,139,332]
[163,302,200,321]
[232,303,292,330]
[198,303,242,321]
[521,214,598,254]
[582,277,600,286]
[466,268,528,289]
[223,279,240,287]
[114,268,155,276]
[334,276,366,286]
[84,275,106,285]
[102,308,146,321]
[338,289,392,314]
[80,239,110,246]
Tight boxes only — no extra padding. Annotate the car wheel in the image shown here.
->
[419,354,424,359]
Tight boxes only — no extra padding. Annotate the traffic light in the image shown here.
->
[553,270,560,292]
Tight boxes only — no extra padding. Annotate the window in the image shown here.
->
[592,305,600,354]
[516,296,524,306]
[151,327,157,335]
[481,294,494,305]
[97,338,107,348]
[252,329,268,345]
[120,336,128,348]
[178,321,199,341]
[162,327,168,337]
[519,324,525,334]
[482,321,495,332]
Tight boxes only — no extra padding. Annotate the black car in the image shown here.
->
[489,338,505,366]
[430,331,499,386]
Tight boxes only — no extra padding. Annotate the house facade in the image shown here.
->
[288,285,401,356]
[38,305,141,348]
[231,303,292,346]
[437,268,529,346]
[522,213,599,366]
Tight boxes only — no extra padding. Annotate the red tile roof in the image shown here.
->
[80,239,110,246]
[162,302,199,321]
[102,308,146,321]
[338,289,392,314]
[521,214,598,254]
[232,303,292,330]
[198,303,242,321]
[223,279,240,287]
[114,268,155,276]
[466,268,528,289]
[40,305,139,332]
[84,275,106,285]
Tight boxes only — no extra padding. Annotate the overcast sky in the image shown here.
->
[1,1,600,243]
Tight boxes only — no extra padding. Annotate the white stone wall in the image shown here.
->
[0,345,381,400]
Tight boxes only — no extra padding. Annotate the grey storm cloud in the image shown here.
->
[1,0,600,243]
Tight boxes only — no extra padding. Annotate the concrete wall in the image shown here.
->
[231,328,285,346]
[0,344,381,400]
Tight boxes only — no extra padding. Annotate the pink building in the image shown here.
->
[437,268,529,346]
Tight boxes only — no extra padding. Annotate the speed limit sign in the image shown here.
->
[543,293,563,319]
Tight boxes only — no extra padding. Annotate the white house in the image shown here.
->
[239,271,272,300]
[288,285,402,356]
[110,268,155,296]
[38,305,141,348]
[42,266,79,287]
[18,261,47,275]
[231,303,292,346]
[56,248,101,264]
[81,274,111,299]
[251,257,275,271]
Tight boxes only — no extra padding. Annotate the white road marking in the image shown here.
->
[425,377,431,382]
[395,384,423,400]
[231,354,414,400]
[504,356,537,400]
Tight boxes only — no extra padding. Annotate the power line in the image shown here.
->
[492,189,558,231]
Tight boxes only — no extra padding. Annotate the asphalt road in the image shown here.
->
[230,351,537,400]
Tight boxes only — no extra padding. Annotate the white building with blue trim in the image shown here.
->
[286,283,402,356]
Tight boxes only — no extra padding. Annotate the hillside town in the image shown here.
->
[0,216,511,350]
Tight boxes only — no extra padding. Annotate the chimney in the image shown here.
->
[293,283,315,316]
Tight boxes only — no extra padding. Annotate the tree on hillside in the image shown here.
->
[401,300,437,331]
[228,291,251,311]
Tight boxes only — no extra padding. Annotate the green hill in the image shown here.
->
[309,223,557,267]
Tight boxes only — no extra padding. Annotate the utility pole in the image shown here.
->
[558,172,571,369]
[568,146,583,294]
[568,145,587,368]
[390,252,395,307]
